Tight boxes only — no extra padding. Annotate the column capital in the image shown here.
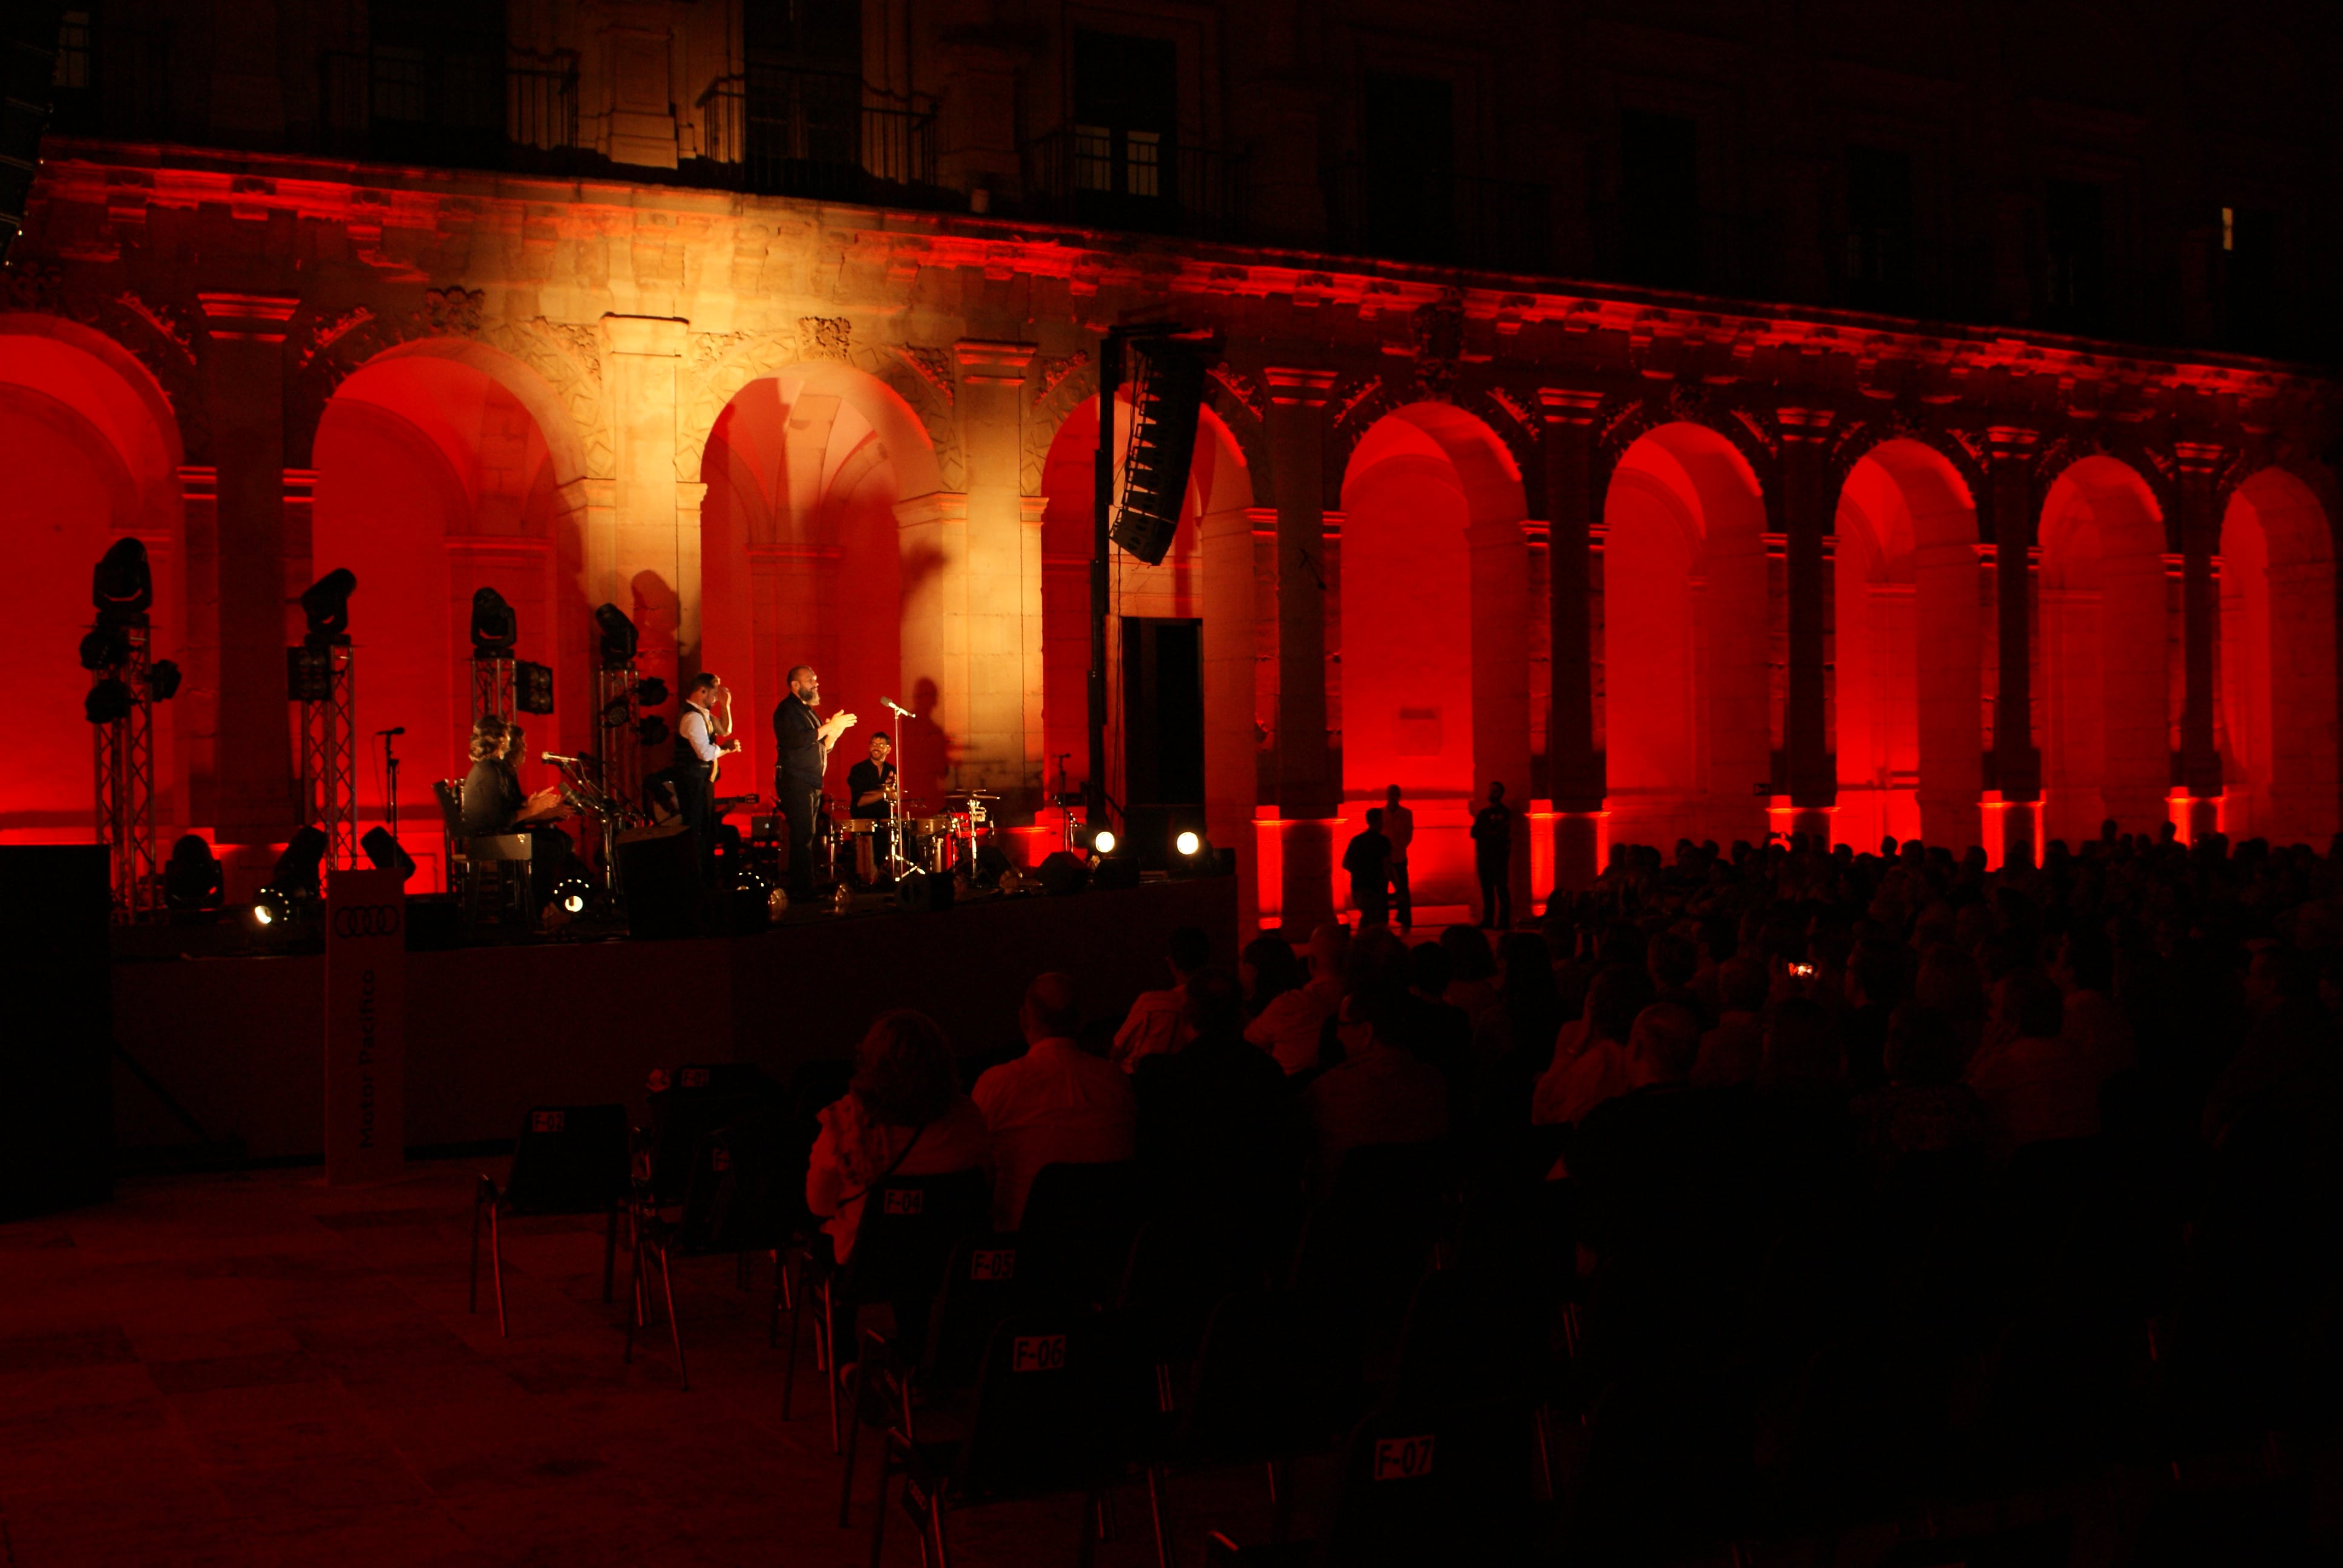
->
[2172,439,2226,478]
[954,339,1037,385]
[1776,405,1836,445]
[1264,366,1339,407]
[1536,386,1605,424]
[195,293,299,344]
[1984,425,2039,462]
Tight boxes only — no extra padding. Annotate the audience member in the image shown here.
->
[1852,1004,1988,1171]
[1967,969,2097,1152]
[972,973,1136,1228]
[1302,983,1449,1189]
[1342,808,1393,929]
[1240,933,1330,1076]
[1532,963,1651,1127]
[805,1010,992,1263]
[1134,965,1296,1219]
[1691,957,1768,1088]
[1113,924,1211,1070]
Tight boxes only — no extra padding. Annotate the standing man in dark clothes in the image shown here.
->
[1383,784,1416,933]
[771,665,856,901]
[1342,808,1394,929]
[1471,780,1514,930]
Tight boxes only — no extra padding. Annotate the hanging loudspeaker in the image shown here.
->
[1108,343,1208,567]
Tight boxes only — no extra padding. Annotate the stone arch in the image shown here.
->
[1834,437,1985,849]
[1599,419,1772,850]
[0,312,191,840]
[696,359,945,796]
[684,328,954,500]
[1339,402,1532,915]
[2037,453,2172,843]
[2219,466,2338,842]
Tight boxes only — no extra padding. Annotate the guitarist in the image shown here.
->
[673,671,741,880]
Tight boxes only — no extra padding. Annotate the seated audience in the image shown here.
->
[1691,957,1769,1088]
[1852,1004,1988,1171]
[1966,969,2097,1152]
[974,973,1137,1228]
[1113,924,1212,1070]
[1135,965,1295,1217]
[1532,964,1651,1127]
[1302,984,1449,1189]
[1242,933,1331,1076]
[805,1010,993,1263]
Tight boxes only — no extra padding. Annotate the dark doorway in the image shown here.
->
[1121,617,1204,868]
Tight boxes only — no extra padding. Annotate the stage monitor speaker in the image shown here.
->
[893,867,954,913]
[618,823,703,939]
[1036,851,1089,897]
[1091,854,1142,892]
[0,846,113,1218]
[361,826,417,882]
[514,660,555,715]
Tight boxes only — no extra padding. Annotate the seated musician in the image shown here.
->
[845,732,897,881]
[461,714,573,907]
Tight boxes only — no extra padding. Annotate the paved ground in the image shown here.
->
[0,1162,1291,1567]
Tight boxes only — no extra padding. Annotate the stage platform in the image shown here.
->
[109,875,1236,1164]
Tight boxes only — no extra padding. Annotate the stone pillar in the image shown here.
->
[1539,387,1604,890]
[2174,441,2226,839]
[1468,512,1533,916]
[196,292,298,845]
[1266,365,1338,935]
[600,315,686,699]
[1201,503,1259,935]
[896,489,970,805]
[1020,494,1049,804]
[1986,426,2042,866]
[954,340,1038,798]
[177,465,220,832]
[1779,405,1837,841]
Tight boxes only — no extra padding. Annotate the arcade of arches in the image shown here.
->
[7,151,2339,938]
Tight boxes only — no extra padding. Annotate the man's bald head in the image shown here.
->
[1021,972,1080,1044]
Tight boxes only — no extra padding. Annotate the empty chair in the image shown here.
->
[870,1309,1161,1568]
[1018,1159,1151,1308]
[470,1103,630,1338]
[640,1063,778,1207]
[624,1108,798,1390]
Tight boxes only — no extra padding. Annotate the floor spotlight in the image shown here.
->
[1072,822,1117,857]
[273,826,329,898]
[552,875,592,916]
[1175,830,1201,858]
[252,886,292,927]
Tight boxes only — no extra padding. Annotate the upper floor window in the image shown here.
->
[1619,109,1699,289]
[1844,145,1914,309]
[1359,71,1456,261]
[1072,30,1176,204]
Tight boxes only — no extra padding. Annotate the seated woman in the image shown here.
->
[460,715,574,907]
[806,1010,992,1264]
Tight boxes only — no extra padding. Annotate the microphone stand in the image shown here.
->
[883,699,914,879]
[382,730,401,843]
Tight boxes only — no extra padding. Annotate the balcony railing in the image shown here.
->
[1322,161,1551,273]
[318,46,583,172]
[1018,129,1250,243]
[692,68,939,204]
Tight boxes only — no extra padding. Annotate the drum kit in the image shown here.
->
[851,788,1000,884]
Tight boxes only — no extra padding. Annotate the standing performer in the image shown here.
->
[672,673,741,879]
[846,731,898,883]
[772,664,856,900]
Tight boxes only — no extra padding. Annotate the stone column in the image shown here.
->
[195,292,299,845]
[2174,441,2226,839]
[1539,387,1604,890]
[1986,426,2043,866]
[1200,503,1259,935]
[600,315,686,699]
[1468,512,1532,915]
[896,489,970,805]
[954,339,1038,799]
[177,465,220,832]
[1778,405,1837,841]
[1020,494,1049,805]
[1266,366,1338,936]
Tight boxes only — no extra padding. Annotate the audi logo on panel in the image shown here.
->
[331,905,403,939]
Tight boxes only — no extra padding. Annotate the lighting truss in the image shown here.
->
[471,655,515,732]
[92,623,157,921]
[299,645,358,875]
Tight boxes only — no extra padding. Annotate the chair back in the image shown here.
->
[917,1233,1026,1394]
[1389,1267,1553,1414]
[433,779,465,836]
[1017,1159,1149,1308]
[1182,1287,1342,1462]
[468,833,534,862]
[848,1168,991,1306]
[643,1064,778,1205]
[503,1104,631,1217]
[675,1111,795,1254]
[1321,1399,1537,1566]
[951,1312,1144,1503]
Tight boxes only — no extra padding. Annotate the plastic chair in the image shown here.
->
[782,1166,991,1451]
[869,1310,1162,1568]
[624,1108,798,1390]
[1018,1159,1152,1309]
[470,1104,631,1337]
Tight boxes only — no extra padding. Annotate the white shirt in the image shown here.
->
[678,704,724,763]
[971,1039,1136,1229]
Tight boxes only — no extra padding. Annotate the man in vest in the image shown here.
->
[672,672,740,880]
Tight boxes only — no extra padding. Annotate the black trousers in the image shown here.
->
[1478,861,1512,930]
[779,776,821,898]
[673,773,714,881]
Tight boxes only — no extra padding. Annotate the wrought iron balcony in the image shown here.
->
[1017,128,1250,242]
[690,68,940,204]
[316,46,583,173]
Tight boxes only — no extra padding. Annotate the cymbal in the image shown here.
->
[951,790,1001,802]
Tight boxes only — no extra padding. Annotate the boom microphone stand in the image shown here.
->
[883,697,914,877]
[377,727,404,844]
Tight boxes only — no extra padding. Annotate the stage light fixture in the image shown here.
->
[1109,341,1210,567]
[634,716,670,748]
[286,646,334,702]
[514,660,555,716]
[91,538,154,625]
[592,603,638,670]
[145,659,182,701]
[360,825,416,883]
[599,694,634,728]
[79,626,128,671]
[299,569,358,647]
[633,676,668,708]
[552,875,592,916]
[1071,823,1118,857]
[84,678,133,724]
[252,886,292,927]
[1176,830,1202,857]
[468,587,518,658]
[273,826,329,898]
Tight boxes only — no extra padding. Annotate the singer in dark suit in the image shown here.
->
[770,664,856,898]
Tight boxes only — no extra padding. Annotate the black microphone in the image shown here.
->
[542,752,586,766]
[375,726,405,736]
